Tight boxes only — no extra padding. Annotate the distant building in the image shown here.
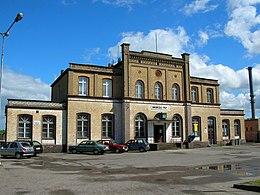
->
[5,44,245,151]
[245,118,260,142]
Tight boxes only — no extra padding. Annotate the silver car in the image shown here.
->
[0,141,35,159]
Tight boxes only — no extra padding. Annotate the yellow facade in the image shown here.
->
[5,43,245,151]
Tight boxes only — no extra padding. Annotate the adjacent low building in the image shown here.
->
[5,44,245,151]
[245,118,260,142]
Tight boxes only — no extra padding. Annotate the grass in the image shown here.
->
[243,180,260,186]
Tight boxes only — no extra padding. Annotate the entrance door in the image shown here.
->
[154,125,164,143]
[208,117,216,144]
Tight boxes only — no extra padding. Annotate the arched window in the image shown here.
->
[42,115,56,139]
[135,80,144,98]
[208,117,216,144]
[172,84,180,101]
[102,114,114,139]
[222,120,230,137]
[207,88,214,103]
[103,79,112,97]
[154,82,163,99]
[192,116,201,136]
[135,113,147,138]
[191,86,199,102]
[234,120,241,137]
[18,114,32,139]
[78,76,89,96]
[172,115,182,137]
[77,113,90,139]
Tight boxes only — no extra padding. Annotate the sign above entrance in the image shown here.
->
[150,105,169,111]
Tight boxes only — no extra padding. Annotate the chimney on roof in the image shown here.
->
[247,66,255,119]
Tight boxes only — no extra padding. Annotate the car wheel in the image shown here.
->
[15,153,22,159]
[72,148,77,154]
[93,149,99,155]
[115,148,120,153]
[139,147,145,152]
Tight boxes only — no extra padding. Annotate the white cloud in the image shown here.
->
[83,47,101,62]
[225,0,260,55]
[61,0,77,6]
[2,69,50,100]
[182,0,218,16]
[93,0,145,10]
[197,30,209,46]
[109,27,189,60]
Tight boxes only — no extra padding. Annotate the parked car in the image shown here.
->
[126,139,150,152]
[0,141,35,159]
[97,139,128,153]
[68,140,109,155]
[15,140,43,156]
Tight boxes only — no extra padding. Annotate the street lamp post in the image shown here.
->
[0,13,23,128]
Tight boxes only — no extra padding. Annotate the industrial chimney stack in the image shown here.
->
[247,67,255,119]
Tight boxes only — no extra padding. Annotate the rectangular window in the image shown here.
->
[102,114,114,138]
[103,79,112,97]
[18,115,32,138]
[42,116,55,139]
[79,77,88,96]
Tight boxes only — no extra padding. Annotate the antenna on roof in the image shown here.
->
[155,32,158,52]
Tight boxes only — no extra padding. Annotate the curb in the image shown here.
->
[233,184,260,193]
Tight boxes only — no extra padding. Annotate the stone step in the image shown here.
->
[150,143,181,151]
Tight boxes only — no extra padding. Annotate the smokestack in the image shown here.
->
[247,67,255,119]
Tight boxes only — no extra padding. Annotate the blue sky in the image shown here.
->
[0,0,260,129]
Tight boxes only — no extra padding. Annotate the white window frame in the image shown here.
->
[154,82,162,99]
[42,116,55,139]
[136,80,144,98]
[172,84,179,101]
[78,77,88,96]
[103,79,112,97]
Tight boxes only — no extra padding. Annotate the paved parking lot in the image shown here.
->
[1,143,260,194]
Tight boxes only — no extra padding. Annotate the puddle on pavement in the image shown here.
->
[195,163,255,176]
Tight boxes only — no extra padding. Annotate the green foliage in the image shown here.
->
[0,130,6,135]
[244,180,260,186]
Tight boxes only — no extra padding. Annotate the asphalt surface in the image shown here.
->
[1,143,260,195]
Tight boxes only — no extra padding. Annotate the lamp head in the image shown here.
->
[15,13,23,22]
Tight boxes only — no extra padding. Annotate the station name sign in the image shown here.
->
[150,105,169,111]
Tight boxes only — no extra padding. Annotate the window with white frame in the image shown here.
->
[135,80,144,98]
[234,120,240,136]
[102,114,114,139]
[135,114,146,138]
[191,87,199,102]
[42,115,56,139]
[154,82,163,99]
[18,115,32,139]
[172,84,180,101]
[172,115,182,137]
[77,113,90,138]
[207,88,214,103]
[78,76,88,96]
[222,120,230,137]
[103,79,112,97]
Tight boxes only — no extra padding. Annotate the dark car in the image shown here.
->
[0,141,35,158]
[15,140,43,156]
[126,139,150,152]
[97,139,128,153]
[68,140,109,155]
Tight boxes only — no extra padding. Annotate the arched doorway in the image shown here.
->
[208,117,216,144]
